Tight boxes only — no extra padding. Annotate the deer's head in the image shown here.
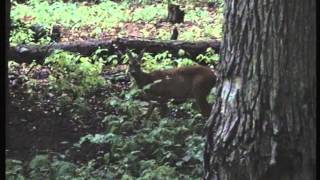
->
[127,49,145,76]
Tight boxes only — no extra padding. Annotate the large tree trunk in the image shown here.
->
[6,1,10,60]
[204,0,316,180]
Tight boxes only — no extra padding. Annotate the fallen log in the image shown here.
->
[8,38,221,64]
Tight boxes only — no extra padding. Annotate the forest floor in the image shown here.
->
[7,1,220,178]
[11,1,222,45]
[7,63,189,155]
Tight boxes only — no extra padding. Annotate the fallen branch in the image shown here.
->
[8,38,221,64]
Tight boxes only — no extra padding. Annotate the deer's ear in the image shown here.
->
[138,49,145,61]
[117,49,125,57]
[126,49,134,59]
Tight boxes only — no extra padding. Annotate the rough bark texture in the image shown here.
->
[204,0,316,180]
[5,0,11,157]
[167,4,185,24]
[9,38,220,64]
[170,27,179,40]
[6,1,10,55]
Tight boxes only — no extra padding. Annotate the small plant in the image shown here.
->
[8,1,225,179]
[10,20,34,45]
[11,0,223,44]
[131,4,167,22]
[26,154,77,180]
[5,159,25,180]
[196,47,220,64]
[92,48,120,65]
[155,28,172,40]
[44,50,106,98]
[141,51,174,71]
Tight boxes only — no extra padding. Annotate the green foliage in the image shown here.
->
[155,28,172,40]
[7,47,219,179]
[179,26,203,41]
[9,1,223,179]
[44,51,106,98]
[137,165,179,179]
[142,51,175,71]
[10,25,33,45]
[28,50,107,116]
[6,159,25,180]
[196,47,219,64]
[11,0,223,44]
[11,0,130,31]
[92,48,120,65]
[51,161,77,179]
[137,48,219,69]
[203,24,222,39]
[9,20,51,45]
[65,65,207,178]
[136,51,197,72]
[73,115,205,178]
[28,155,52,180]
[131,4,167,22]
[186,7,211,24]
[211,7,224,39]
[122,0,158,5]
[26,155,77,180]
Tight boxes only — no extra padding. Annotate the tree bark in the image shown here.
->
[204,0,316,180]
[6,1,10,55]
[167,4,185,24]
[8,38,220,64]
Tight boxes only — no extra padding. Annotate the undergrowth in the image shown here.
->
[10,0,223,44]
[7,49,219,179]
[8,0,222,179]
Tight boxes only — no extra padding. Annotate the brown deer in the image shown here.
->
[127,50,217,117]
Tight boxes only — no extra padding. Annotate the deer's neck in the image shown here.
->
[132,71,152,88]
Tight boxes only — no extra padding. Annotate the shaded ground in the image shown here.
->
[7,2,217,177]
[60,12,219,42]
[6,63,193,163]
[7,63,123,158]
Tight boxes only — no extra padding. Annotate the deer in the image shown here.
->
[126,49,217,118]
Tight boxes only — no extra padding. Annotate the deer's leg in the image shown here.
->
[159,103,169,117]
[141,103,156,119]
[193,88,212,117]
[195,96,212,117]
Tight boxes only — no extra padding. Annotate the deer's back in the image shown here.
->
[147,65,216,99]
